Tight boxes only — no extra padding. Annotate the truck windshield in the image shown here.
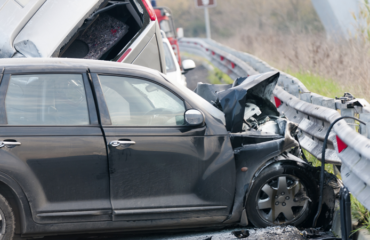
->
[160,20,175,38]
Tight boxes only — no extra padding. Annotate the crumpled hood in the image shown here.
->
[219,71,279,132]
[195,71,280,133]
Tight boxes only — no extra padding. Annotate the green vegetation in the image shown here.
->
[351,195,370,234]
[303,150,334,174]
[208,67,234,84]
[287,71,344,98]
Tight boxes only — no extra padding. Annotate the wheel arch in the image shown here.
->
[0,173,33,235]
[246,153,309,204]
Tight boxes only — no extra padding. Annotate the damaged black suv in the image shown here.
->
[0,59,336,239]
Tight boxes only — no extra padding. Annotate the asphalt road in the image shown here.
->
[41,226,311,240]
[183,58,211,90]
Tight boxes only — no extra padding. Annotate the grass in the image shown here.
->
[302,150,334,174]
[351,194,370,235]
[287,71,344,99]
[208,67,234,84]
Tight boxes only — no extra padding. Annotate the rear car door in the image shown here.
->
[0,67,111,223]
[90,70,235,224]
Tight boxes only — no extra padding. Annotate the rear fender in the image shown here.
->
[0,172,34,234]
[0,150,47,224]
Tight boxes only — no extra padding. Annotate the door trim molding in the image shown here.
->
[37,210,112,217]
[114,206,227,215]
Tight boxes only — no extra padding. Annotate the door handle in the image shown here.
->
[0,141,21,148]
[109,140,136,147]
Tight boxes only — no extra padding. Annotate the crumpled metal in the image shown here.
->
[195,71,280,133]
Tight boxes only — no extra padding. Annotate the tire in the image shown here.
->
[246,162,318,228]
[0,194,17,240]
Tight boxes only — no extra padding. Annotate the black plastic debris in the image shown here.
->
[232,229,250,238]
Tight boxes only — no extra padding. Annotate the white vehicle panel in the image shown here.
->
[162,35,186,86]
[14,0,103,57]
[0,0,45,58]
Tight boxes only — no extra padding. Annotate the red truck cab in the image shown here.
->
[154,7,182,67]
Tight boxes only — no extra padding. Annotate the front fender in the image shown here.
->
[224,138,307,224]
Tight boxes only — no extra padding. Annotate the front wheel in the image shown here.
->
[246,163,318,228]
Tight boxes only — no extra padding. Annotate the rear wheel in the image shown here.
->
[0,194,16,239]
[246,163,318,228]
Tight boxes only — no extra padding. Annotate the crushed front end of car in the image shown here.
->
[194,72,340,230]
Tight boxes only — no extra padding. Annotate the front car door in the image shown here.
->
[0,67,111,224]
[89,67,235,226]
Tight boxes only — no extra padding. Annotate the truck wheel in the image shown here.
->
[0,194,16,240]
[246,163,318,228]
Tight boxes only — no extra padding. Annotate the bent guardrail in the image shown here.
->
[179,37,370,211]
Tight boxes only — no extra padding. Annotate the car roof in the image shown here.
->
[0,0,104,58]
[0,58,164,78]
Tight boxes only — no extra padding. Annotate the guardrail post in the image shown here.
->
[288,84,300,98]
[312,96,323,106]
[300,92,311,103]
[341,108,356,130]
[322,98,336,110]
[359,113,370,138]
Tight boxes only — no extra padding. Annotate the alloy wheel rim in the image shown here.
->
[256,175,309,225]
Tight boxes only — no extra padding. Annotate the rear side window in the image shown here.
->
[5,74,89,125]
[162,42,177,72]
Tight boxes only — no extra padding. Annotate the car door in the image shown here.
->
[0,67,111,224]
[90,71,235,223]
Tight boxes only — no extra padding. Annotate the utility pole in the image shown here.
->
[204,6,211,39]
[196,0,216,39]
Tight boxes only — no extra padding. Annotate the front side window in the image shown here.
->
[99,75,185,126]
[5,74,89,125]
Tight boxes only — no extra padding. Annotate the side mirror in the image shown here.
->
[177,28,184,39]
[185,109,204,126]
[182,59,196,74]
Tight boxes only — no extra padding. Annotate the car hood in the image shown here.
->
[0,0,104,58]
[195,71,280,132]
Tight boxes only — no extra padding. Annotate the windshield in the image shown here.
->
[162,42,177,72]
[160,20,175,38]
[164,75,226,125]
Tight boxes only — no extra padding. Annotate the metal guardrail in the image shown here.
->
[179,37,370,211]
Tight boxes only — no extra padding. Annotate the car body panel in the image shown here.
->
[132,34,162,72]
[120,20,165,73]
[0,70,112,224]
[0,58,235,236]
[0,58,313,237]
[161,31,187,86]
[13,0,103,57]
[0,0,46,58]
[0,0,167,73]
[154,7,182,66]
[90,71,235,222]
